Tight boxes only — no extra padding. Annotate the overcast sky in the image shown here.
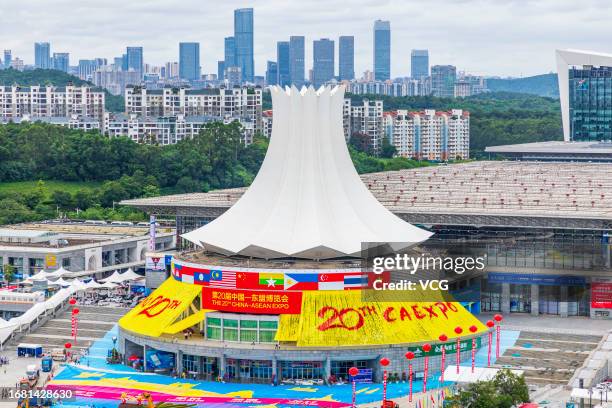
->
[1,0,611,78]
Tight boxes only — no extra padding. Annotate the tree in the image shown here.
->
[380,138,397,158]
[51,190,74,209]
[0,198,36,225]
[2,264,15,283]
[446,369,530,408]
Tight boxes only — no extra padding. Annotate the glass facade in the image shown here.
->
[280,361,323,380]
[205,313,278,343]
[569,65,612,141]
[312,39,335,87]
[411,49,429,80]
[289,36,305,87]
[339,36,355,81]
[35,42,51,69]
[179,43,200,81]
[126,46,144,78]
[276,41,290,87]
[234,8,254,82]
[373,20,391,81]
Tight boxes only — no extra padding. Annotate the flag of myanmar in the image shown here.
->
[259,273,284,286]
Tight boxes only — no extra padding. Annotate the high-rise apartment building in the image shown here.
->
[35,42,51,69]
[179,42,201,81]
[289,36,305,87]
[343,98,384,155]
[276,41,290,87]
[373,20,391,81]
[266,61,278,86]
[312,39,335,87]
[338,36,355,81]
[126,47,144,78]
[52,53,69,72]
[234,8,254,82]
[387,109,470,161]
[411,49,429,80]
[431,65,456,98]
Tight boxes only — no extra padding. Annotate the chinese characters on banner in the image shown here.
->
[202,288,302,314]
[591,278,612,309]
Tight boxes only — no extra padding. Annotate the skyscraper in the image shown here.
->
[35,42,51,69]
[277,41,290,87]
[52,53,69,72]
[289,36,305,87]
[411,49,429,80]
[3,50,12,69]
[234,8,254,83]
[312,38,335,87]
[431,65,457,98]
[179,42,200,81]
[218,61,226,81]
[224,37,236,68]
[126,46,144,77]
[338,36,355,81]
[373,20,391,81]
[266,61,278,86]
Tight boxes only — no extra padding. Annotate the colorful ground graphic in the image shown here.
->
[48,325,519,407]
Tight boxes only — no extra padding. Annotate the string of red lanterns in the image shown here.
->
[438,334,448,383]
[494,314,503,358]
[486,320,495,366]
[454,326,463,374]
[379,357,390,404]
[469,325,478,373]
[422,343,431,393]
[405,352,414,402]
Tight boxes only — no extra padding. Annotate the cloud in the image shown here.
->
[1,0,611,77]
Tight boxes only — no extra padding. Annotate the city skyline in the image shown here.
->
[1,0,611,77]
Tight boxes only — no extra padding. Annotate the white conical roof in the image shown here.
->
[182,85,432,259]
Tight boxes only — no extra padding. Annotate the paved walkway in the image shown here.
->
[478,313,612,335]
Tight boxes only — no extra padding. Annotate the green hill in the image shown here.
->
[0,68,124,112]
[486,73,559,98]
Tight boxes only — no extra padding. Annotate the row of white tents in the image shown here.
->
[0,269,144,347]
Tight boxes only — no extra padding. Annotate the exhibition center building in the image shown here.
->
[118,86,611,385]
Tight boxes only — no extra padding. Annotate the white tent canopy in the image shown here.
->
[182,86,432,259]
[98,282,118,289]
[45,267,69,279]
[85,280,103,289]
[48,277,71,287]
[100,271,123,283]
[29,270,49,280]
[118,268,143,282]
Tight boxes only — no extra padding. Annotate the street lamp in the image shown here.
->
[112,336,117,347]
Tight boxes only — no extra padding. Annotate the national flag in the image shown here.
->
[210,270,237,288]
[318,273,344,290]
[193,270,211,285]
[236,272,284,291]
[430,394,436,406]
[343,273,368,289]
[259,273,284,288]
[284,273,319,290]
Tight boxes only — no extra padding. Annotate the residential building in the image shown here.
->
[431,65,456,98]
[312,38,334,87]
[225,66,242,86]
[35,42,51,69]
[373,20,391,81]
[92,65,141,95]
[338,36,355,81]
[78,59,105,81]
[52,53,69,72]
[124,85,262,138]
[266,61,278,86]
[165,62,179,79]
[289,36,305,87]
[276,41,290,87]
[179,42,200,81]
[344,98,384,154]
[411,49,429,80]
[10,58,24,71]
[261,110,273,138]
[234,8,254,83]
[454,74,487,97]
[0,85,105,123]
[126,47,144,78]
[387,109,470,161]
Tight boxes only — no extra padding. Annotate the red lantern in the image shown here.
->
[486,320,495,328]
[454,326,463,335]
[379,357,390,367]
[422,343,431,392]
[348,367,359,377]
[64,342,72,349]
[439,333,448,383]
[405,351,415,360]
[469,325,478,333]
[454,327,462,374]
[69,298,77,305]
[380,358,390,403]
[439,334,448,342]
[72,308,80,315]
[422,343,432,353]
[494,314,503,322]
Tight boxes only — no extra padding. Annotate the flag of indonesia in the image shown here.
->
[318,273,344,290]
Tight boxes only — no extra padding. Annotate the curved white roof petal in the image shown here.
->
[182,85,432,259]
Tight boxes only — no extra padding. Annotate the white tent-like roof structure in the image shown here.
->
[85,280,103,289]
[183,86,432,259]
[45,267,69,279]
[49,277,71,287]
[100,271,123,283]
[119,268,143,282]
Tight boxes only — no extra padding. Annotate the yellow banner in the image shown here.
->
[118,277,201,337]
[276,289,486,347]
